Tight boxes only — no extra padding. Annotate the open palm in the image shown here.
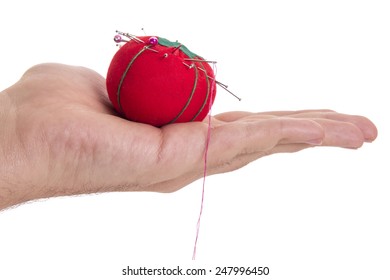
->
[0,63,377,209]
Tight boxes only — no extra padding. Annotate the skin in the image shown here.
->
[0,63,378,210]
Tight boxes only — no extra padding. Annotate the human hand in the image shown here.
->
[0,63,377,210]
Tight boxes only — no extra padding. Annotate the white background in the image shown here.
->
[0,0,389,279]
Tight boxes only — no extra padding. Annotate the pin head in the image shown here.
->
[114,35,122,43]
[148,36,158,46]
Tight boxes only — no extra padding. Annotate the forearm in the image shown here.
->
[0,88,37,210]
[0,90,15,209]
[0,88,45,210]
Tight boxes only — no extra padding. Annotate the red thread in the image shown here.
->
[192,63,217,260]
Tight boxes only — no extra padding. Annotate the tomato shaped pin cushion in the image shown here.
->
[106,31,217,127]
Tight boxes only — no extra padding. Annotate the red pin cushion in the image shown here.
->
[106,35,217,127]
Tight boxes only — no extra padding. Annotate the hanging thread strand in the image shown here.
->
[192,62,217,260]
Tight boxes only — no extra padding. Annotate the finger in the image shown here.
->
[207,118,324,168]
[214,110,378,143]
[206,118,365,176]
[207,123,364,175]
[311,119,365,148]
[213,109,335,122]
[207,143,311,175]
[287,111,378,142]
